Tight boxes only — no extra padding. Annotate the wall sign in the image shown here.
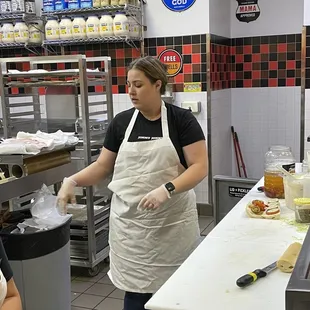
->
[229,186,250,198]
[158,49,183,77]
[236,0,260,23]
[184,82,201,92]
[161,0,196,12]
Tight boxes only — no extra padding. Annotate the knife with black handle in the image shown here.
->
[236,261,277,288]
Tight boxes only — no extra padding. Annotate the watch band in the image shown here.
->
[165,182,175,196]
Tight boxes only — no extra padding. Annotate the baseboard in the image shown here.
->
[197,203,213,216]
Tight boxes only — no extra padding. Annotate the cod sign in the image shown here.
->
[162,0,196,12]
[158,49,183,77]
[236,0,260,23]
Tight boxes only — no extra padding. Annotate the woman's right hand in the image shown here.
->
[57,177,77,208]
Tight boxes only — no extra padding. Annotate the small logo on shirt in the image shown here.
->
[137,136,161,141]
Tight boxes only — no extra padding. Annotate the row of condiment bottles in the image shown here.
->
[45,12,139,40]
[0,0,36,14]
[43,0,139,12]
[0,21,42,43]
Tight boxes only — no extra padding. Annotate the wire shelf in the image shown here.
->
[0,13,41,21]
[41,4,141,16]
[43,36,141,46]
[0,42,42,48]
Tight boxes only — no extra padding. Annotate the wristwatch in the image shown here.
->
[165,182,176,197]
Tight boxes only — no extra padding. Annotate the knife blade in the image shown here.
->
[236,261,277,288]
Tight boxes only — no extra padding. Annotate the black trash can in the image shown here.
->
[0,218,71,310]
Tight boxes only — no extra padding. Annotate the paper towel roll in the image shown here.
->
[277,242,302,273]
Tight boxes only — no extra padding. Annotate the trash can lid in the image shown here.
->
[0,218,71,261]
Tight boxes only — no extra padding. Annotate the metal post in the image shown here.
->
[206,33,213,207]
[0,62,8,138]
[140,0,146,56]
[301,26,306,162]
[79,57,96,265]
[104,58,114,120]
[30,60,42,132]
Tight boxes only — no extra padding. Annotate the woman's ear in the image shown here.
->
[155,80,162,92]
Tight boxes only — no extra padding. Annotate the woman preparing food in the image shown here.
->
[58,56,208,310]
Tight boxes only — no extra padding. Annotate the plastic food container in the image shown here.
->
[86,15,100,38]
[14,20,29,43]
[72,16,86,39]
[294,198,310,223]
[264,145,295,199]
[29,23,42,43]
[45,17,60,40]
[113,12,129,36]
[99,13,113,37]
[283,176,304,210]
[2,22,14,43]
[59,17,72,40]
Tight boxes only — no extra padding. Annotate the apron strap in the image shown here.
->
[161,101,169,138]
[124,101,169,141]
[124,109,139,141]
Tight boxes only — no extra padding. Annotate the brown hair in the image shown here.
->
[127,56,168,95]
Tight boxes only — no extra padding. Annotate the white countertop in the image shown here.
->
[145,178,308,310]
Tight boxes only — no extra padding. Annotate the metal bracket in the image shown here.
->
[41,44,59,55]
[125,39,141,53]
[24,44,42,56]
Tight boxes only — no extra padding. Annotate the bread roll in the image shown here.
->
[277,242,302,273]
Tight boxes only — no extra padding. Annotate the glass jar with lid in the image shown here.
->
[264,145,295,199]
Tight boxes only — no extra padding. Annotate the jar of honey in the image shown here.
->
[264,145,295,199]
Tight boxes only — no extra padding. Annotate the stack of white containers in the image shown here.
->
[45,12,140,40]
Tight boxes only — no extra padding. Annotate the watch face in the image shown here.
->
[166,182,175,192]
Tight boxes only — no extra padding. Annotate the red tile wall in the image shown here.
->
[211,33,302,91]
[0,32,302,95]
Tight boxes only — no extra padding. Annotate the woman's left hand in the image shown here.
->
[138,185,170,211]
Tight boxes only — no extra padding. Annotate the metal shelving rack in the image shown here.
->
[41,2,146,54]
[0,55,114,275]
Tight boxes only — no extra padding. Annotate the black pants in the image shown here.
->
[124,292,153,310]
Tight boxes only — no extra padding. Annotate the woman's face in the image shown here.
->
[127,69,162,111]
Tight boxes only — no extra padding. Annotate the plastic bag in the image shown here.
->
[16,185,71,233]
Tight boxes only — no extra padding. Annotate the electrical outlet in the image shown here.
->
[181,101,201,113]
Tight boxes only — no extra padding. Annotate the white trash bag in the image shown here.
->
[17,185,71,233]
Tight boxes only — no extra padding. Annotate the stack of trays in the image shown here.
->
[67,202,110,260]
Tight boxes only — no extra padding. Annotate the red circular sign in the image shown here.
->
[158,49,183,77]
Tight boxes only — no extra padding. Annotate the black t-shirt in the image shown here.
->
[103,103,205,168]
[0,239,13,282]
